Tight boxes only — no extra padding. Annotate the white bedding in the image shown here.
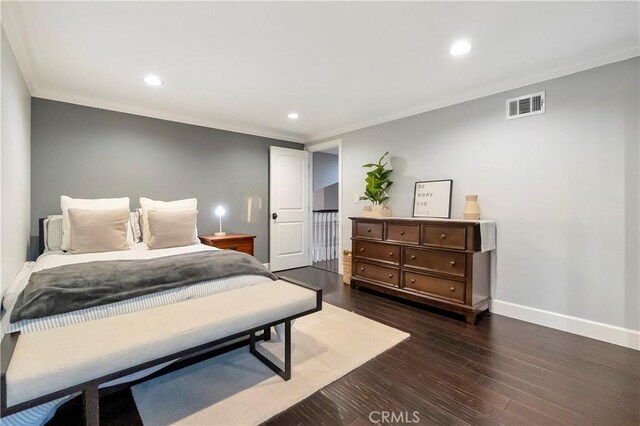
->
[1,242,276,426]
[2,242,272,336]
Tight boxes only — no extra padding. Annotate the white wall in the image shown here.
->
[310,58,639,333]
[1,27,31,296]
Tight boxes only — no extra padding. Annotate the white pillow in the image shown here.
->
[44,215,63,252]
[140,197,198,244]
[60,196,133,250]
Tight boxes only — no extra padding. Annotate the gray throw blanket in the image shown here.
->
[11,250,277,322]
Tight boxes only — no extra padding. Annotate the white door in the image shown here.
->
[269,147,310,271]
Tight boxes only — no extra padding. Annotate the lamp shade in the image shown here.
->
[215,205,226,217]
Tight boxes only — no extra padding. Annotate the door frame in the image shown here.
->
[306,139,343,274]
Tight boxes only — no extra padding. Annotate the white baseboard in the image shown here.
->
[490,300,640,351]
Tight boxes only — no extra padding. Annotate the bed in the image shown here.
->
[0,215,318,426]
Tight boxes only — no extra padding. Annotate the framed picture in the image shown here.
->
[413,179,453,218]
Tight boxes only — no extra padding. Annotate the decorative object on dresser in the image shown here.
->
[199,233,256,256]
[412,179,453,218]
[349,217,496,324]
[359,151,394,217]
[463,195,481,220]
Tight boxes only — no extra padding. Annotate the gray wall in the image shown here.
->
[313,152,338,191]
[31,99,302,263]
[309,57,639,331]
[313,183,339,211]
[312,152,339,210]
[1,27,31,296]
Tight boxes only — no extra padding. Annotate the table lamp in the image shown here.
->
[215,205,226,236]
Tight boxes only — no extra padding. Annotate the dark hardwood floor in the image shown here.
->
[49,267,639,425]
[312,258,339,273]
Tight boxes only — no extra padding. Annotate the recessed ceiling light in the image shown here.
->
[449,40,472,56]
[288,112,300,119]
[143,75,163,86]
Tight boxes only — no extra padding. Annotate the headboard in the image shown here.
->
[38,218,46,256]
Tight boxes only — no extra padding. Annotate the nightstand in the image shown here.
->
[198,234,256,256]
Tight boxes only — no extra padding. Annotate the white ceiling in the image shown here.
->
[4,1,639,143]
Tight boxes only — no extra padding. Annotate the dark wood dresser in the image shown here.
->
[350,217,492,324]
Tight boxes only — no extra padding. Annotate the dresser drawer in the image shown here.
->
[199,235,255,255]
[354,261,399,287]
[403,247,466,277]
[403,271,465,303]
[355,221,383,240]
[422,225,466,250]
[214,241,254,255]
[355,241,399,264]
[386,223,419,244]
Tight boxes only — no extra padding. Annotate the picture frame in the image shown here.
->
[412,179,453,218]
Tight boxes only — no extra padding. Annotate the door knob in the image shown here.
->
[272,213,278,220]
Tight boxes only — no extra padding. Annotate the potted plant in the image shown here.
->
[360,151,393,217]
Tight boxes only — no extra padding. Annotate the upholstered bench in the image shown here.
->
[1,278,322,425]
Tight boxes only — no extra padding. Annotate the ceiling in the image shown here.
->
[3,1,639,143]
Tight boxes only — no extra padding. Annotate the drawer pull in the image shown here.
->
[410,278,416,283]
[450,261,456,266]
[441,233,447,239]
[450,286,455,292]
[360,267,365,272]
[400,231,405,235]
[367,228,372,232]
[389,252,394,257]
[360,248,365,252]
[410,255,416,260]
[388,274,393,279]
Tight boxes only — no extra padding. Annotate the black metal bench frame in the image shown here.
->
[0,276,321,425]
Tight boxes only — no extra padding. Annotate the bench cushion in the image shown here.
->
[6,280,317,407]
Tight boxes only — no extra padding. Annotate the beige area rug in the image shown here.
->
[132,303,409,425]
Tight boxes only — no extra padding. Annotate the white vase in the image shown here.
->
[463,195,481,220]
[362,204,392,218]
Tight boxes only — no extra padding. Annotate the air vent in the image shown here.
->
[506,91,545,120]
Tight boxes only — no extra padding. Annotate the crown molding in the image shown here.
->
[4,0,637,145]
[1,1,38,94]
[309,49,640,142]
[33,88,307,143]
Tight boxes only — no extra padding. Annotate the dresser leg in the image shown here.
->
[465,312,477,325]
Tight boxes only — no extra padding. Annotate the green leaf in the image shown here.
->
[379,169,393,180]
[378,151,389,165]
